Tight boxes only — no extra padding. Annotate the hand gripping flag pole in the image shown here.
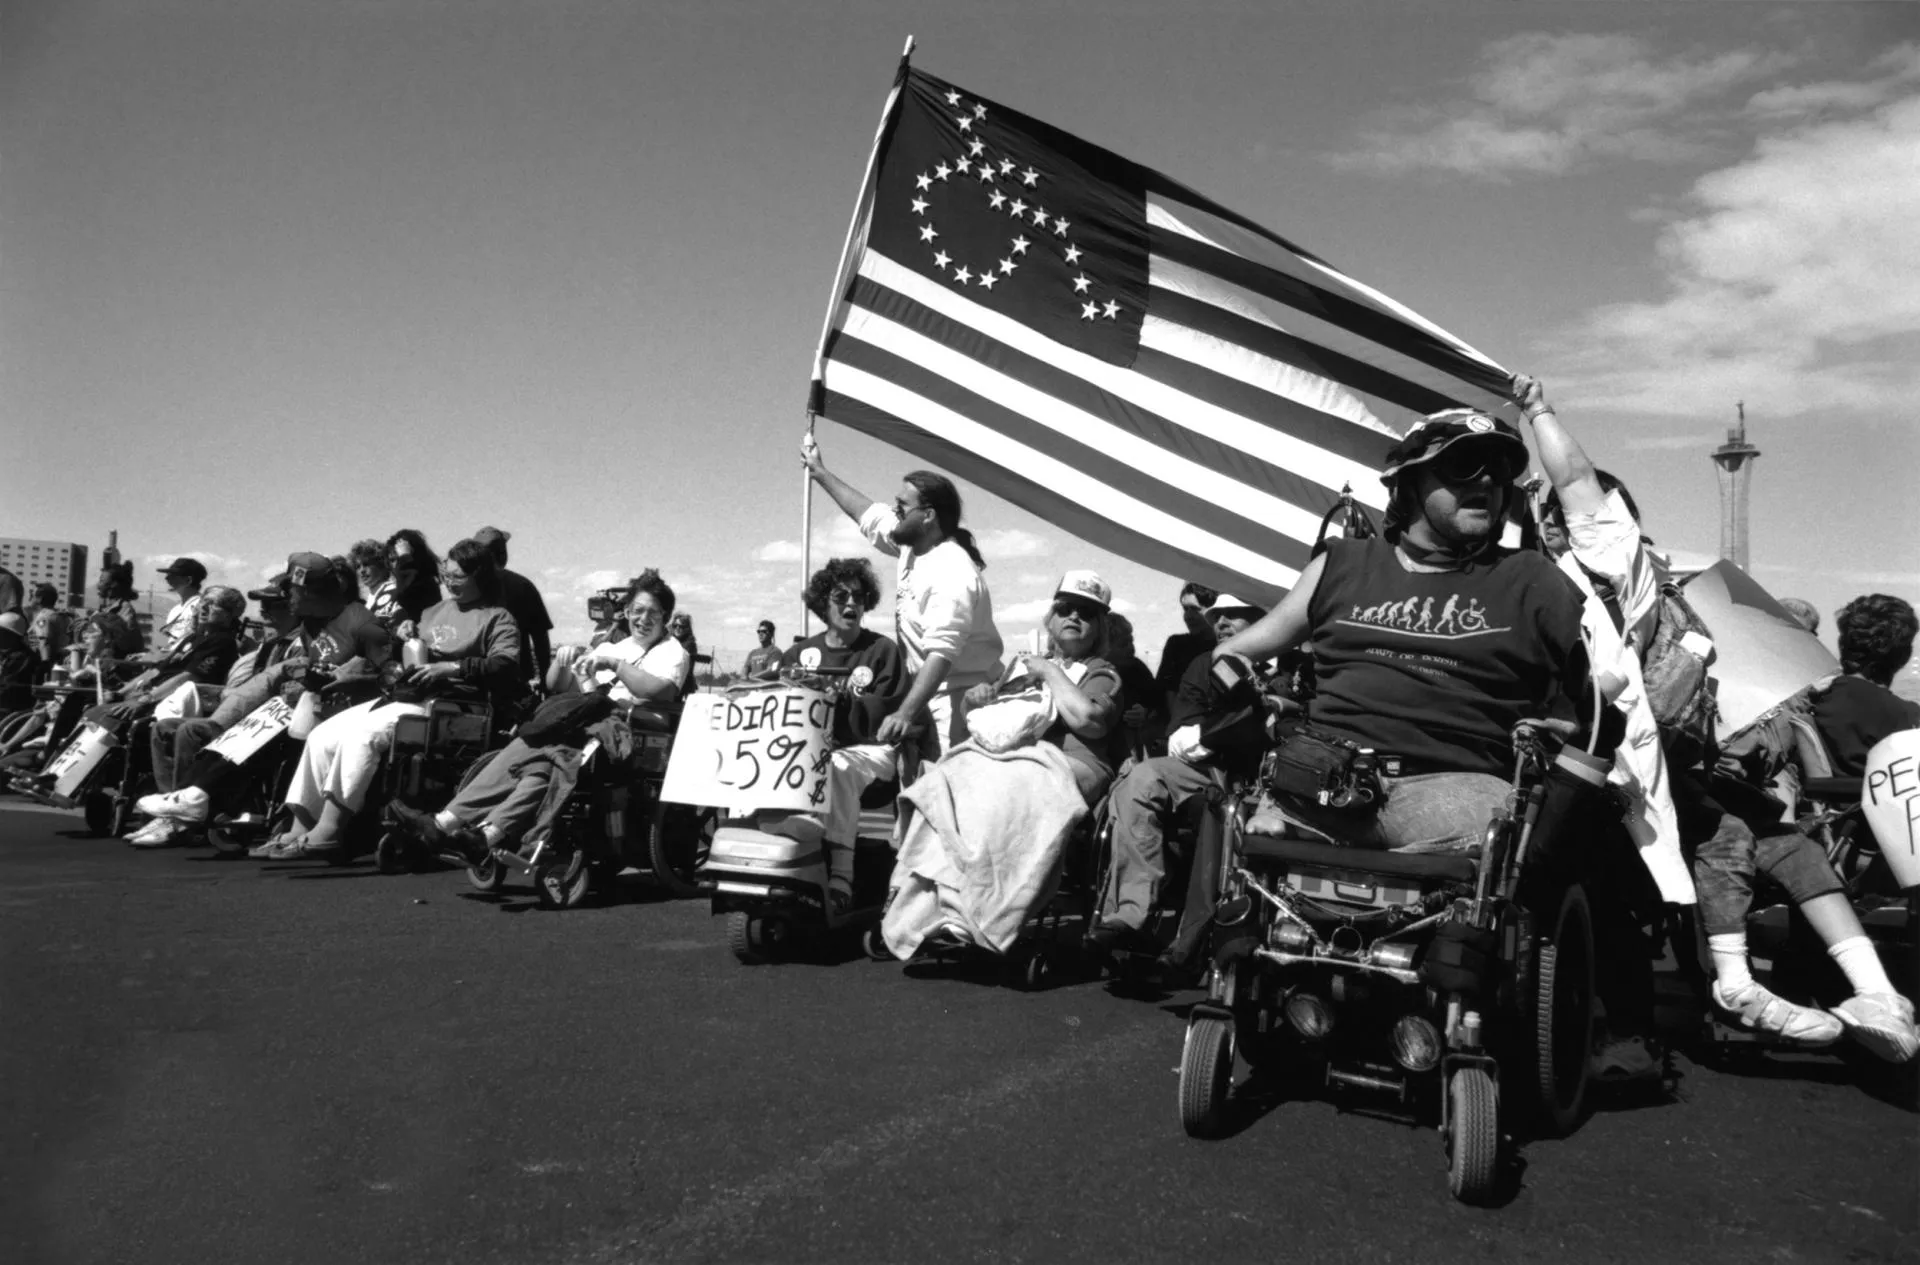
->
[802,35,916,639]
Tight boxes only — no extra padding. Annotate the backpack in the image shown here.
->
[1641,582,1719,770]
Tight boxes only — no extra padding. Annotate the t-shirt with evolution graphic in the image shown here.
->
[779,627,907,746]
[1307,537,1587,777]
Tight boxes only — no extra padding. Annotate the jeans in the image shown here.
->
[1100,756,1219,932]
[1261,771,1512,855]
[1673,769,1845,937]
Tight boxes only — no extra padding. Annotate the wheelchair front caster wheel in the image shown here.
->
[1179,1014,1235,1138]
[1446,1066,1501,1205]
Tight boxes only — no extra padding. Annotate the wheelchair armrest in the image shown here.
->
[1800,776,1862,804]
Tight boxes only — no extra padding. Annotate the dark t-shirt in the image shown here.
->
[162,627,241,686]
[743,645,783,678]
[0,625,34,712]
[1307,537,1586,777]
[1812,674,1920,778]
[1003,655,1126,786]
[778,628,907,745]
[498,569,553,678]
[1154,631,1212,719]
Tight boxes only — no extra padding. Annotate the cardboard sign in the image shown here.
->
[659,684,832,812]
[1862,728,1920,890]
[205,697,295,764]
[47,722,117,801]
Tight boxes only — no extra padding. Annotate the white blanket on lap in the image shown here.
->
[882,739,1089,958]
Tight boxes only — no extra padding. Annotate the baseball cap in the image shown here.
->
[1203,594,1266,619]
[473,526,511,550]
[162,557,209,582]
[286,552,350,598]
[1053,570,1112,611]
[247,572,292,604]
[1380,409,1528,485]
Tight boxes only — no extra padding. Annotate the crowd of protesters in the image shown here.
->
[2,376,1916,1070]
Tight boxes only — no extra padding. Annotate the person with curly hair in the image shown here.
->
[1814,594,1919,779]
[762,558,908,910]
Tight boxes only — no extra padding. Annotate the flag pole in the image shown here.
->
[801,34,916,640]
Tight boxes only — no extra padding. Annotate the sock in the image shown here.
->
[1827,936,1894,997]
[434,809,461,832]
[1707,933,1753,991]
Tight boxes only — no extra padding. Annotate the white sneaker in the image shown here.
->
[126,819,179,848]
[135,787,210,822]
[1711,980,1843,1047]
[1833,992,1919,1064]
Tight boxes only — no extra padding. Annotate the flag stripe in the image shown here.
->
[854,250,1390,499]
[843,274,1361,534]
[816,369,1302,596]
[1145,288,1459,419]
[1149,228,1516,408]
[828,318,1317,570]
[1146,194,1508,372]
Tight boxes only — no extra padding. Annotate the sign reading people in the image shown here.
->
[1863,728,1920,891]
[661,684,833,813]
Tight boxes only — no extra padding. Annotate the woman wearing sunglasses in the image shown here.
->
[266,537,521,859]
[1217,407,1591,854]
[766,558,907,911]
[880,571,1126,958]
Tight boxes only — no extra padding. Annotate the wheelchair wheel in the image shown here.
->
[465,853,507,893]
[374,831,409,875]
[727,910,788,965]
[1178,1014,1236,1138]
[1446,1066,1500,1205]
[534,850,591,909]
[646,802,713,899]
[1005,944,1053,991]
[83,791,119,839]
[861,925,894,961]
[1532,883,1595,1138]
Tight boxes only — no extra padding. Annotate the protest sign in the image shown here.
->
[661,685,832,812]
[1863,728,1920,890]
[205,697,295,764]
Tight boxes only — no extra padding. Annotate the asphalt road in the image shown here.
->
[2,801,1915,1265]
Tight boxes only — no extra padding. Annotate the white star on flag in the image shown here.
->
[1009,199,1027,217]
[998,257,1017,274]
[953,265,971,284]
[999,159,1015,174]
[968,139,985,156]
[945,90,961,105]
[934,162,950,180]
[955,157,971,174]
[1030,206,1049,226]
[1052,217,1070,235]
[932,249,950,268]
[919,224,938,243]
[978,165,995,183]
[988,191,1006,210]
[978,272,998,290]
[1021,168,1039,186]
[1072,274,1091,294]
[1010,236,1029,255]
[915,174,932,191]
[1102,300,1121,318]
[956,115,972,132]
[911,197,928,214]
[973,104,987,118]
[1080,301,1098,320]
[1063,244,1082,264]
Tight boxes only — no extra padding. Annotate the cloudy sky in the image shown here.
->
[4,0,1915,685]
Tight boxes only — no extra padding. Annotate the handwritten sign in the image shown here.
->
[205,696,295,764]
[659,684,832,812]
[1863,728,1920,891]
[47,722,117,801]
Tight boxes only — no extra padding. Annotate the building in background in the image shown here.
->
[0,537,89,606]
[1711,404,1761,573]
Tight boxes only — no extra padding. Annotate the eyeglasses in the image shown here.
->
[630,606,663,624]
[1051,598,1104,621]
[828,587,863,607]
[892,500,926,519]
[1431,443,1524,485]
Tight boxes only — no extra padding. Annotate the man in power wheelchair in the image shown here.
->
[131,555,395,849]
[1176,406,1613,1204]
[387,569,691,904]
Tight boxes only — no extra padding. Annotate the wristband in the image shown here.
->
[1522,404,1555,423]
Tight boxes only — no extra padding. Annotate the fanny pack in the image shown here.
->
[1262,723,1383,810]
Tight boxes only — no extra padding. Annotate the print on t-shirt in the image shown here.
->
[1340,593,1512,640]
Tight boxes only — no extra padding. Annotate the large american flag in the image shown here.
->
[809,63,1516,605]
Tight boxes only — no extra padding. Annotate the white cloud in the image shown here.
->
[1331,33,1790,178]
[976,527,1052,559]
[751,517,872,565]
[1542,54,1920,418]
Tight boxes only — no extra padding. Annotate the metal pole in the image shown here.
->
[802,416,815,639]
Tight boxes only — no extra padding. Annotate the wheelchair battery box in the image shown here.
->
[634,732,672,772]
[430,708,490,749]
[1289,869,1420,910]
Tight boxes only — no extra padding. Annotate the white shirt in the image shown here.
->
[1560,488,1692,905]
[858,503,1004,692]
[590,635,689,704]
[159,593,204,651]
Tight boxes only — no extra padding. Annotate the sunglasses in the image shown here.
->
[892,500,927,519]
[828,586,865,607]
[1051,598,1104,621]
[1431,443,1524,485]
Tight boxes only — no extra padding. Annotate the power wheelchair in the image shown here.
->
[1176,659,1607,1206]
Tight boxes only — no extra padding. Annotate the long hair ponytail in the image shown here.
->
[904,470,986,569]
